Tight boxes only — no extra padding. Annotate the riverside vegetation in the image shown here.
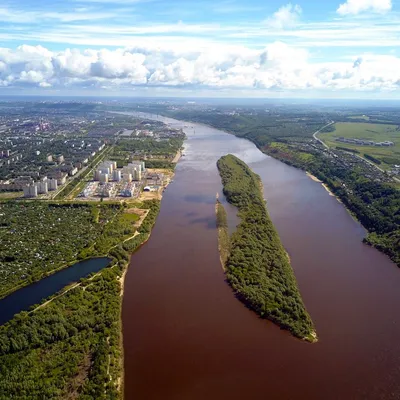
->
[265,142,400,267]
[161,108,399,267]
[216,200,230,267]
[217,155,316,341]
[0,199,160,399]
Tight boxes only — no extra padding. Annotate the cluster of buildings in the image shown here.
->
[80,160,147,199]
[93,160,146,184]
[122,161,146,182]
[80,180,139,198]
[99,182,138,198]
[0,150,22,166]
[94,160,119,183]
[335,137,395,147]
[22,177,59,198]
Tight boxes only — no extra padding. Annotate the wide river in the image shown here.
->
[122,113,400,400]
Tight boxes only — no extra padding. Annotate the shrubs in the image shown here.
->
[216,200,230,267]
[364,153,382,165]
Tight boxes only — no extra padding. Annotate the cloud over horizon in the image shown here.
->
[1,43,400,95]
[0,0,399,97]
[337,0,392,15]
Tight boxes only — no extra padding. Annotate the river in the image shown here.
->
[0,257,111,325]
[121,113,400,400]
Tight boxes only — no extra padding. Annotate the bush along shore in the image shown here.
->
[215,198,230,269]
[0,199,161,399]
[217,154,317,342]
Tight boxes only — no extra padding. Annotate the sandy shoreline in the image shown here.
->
[215,199,227,272]
[306,171,322,183]
[172,149,182,164]
[306,171,342,202]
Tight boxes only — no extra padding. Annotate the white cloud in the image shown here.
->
[1,43,400,93]
[337,0,392,15]
[266,4,302,30]
[0,6,118,24]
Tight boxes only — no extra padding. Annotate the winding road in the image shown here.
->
[312,121,335,148]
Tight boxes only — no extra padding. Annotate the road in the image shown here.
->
[312,121,335,148]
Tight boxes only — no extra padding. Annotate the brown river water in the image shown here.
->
[121,113,400,400]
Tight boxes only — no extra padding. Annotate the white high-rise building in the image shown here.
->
[37,181,48,194]
[113,170,122,182]
[99,173,109,183]
[23,184,38,198]
[123,173,132,183]
[48,178,58,191]
[133,167,142,181]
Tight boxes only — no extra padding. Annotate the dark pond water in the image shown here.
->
[122,112,400,400]
[0,257,111,325]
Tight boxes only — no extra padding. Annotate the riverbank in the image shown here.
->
[119,112,400,400]
[217,154,317,342]
[172,149,182,164]
[0,197,161,399]
[263,145,399,267]
[306,172,342,202]
[215,198,230,271]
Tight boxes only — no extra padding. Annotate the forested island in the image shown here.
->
[217,155,316,342]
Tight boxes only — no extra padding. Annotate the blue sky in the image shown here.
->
[1,0,400,97]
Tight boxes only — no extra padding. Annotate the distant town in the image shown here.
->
[0,103,184,200]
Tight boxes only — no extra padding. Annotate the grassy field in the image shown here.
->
[348,115,370,121]
[320,122,400,169]
[0,192,22,199]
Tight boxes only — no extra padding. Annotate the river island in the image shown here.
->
[217,154,317,342]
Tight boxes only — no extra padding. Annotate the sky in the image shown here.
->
[1,0,400,98]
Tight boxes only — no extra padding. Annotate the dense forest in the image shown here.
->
[0,199,161,399]
[0,267,123,399]
[217,155,316,341]
[165,110,326,147]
